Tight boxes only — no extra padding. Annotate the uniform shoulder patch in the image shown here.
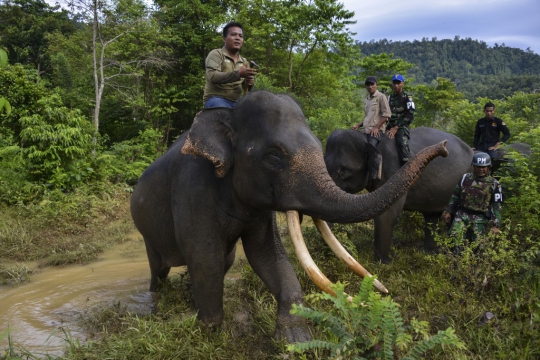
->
[494,184,503,203]
[502,122,506,125]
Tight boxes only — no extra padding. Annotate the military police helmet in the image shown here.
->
[472,152,491,167]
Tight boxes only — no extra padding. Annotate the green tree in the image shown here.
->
[64,0,169,142]
[0,63,50,139]
[19,94,95,188]
[0,0,77,78]
[412,77,464,129]
[0,47,11,116]
[356,52,414,92]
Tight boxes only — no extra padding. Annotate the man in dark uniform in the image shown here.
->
[472,102,511,160]
[444,152,503,244]
[386,74,415,164]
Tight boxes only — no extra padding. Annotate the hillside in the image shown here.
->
[357,37,540,99]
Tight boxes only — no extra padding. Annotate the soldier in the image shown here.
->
[444,152,503,244]
[386,74,415,164]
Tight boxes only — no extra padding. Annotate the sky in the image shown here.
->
[340,0,540,54]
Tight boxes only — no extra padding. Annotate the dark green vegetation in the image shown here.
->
[358,37,540,99]
[1,0,539,358]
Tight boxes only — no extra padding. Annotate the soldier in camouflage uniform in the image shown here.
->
[387,74,415,164]
[444,152,503,243]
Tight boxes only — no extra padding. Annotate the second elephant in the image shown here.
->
[324,126,473,263]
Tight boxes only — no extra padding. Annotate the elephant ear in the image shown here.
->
[181,108,234,178]
[367,143,383,181]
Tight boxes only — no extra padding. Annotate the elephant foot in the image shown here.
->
[374,250,394,264]
[274,313,311,343]
[376,256,392,264]
[198,316,224,332]
[274,323,311,343]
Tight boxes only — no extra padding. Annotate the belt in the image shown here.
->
[460,208,487,216]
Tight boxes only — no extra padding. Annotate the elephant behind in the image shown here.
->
[131,92,447,343]
[324,126,473,263]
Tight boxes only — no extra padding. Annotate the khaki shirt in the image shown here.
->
[203,47,250,104]
[361,90,391,133]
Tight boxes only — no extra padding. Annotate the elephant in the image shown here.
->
[130,91,448,343]
[486,142,532,173]
[324,126,473,263]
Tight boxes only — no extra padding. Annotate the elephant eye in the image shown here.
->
[338,167,352,180]
[263,150,284,169]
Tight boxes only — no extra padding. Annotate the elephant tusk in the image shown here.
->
[286,211,336,296]
[312,217,389,294]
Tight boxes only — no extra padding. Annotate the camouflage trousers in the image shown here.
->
[448,209,488,243]
[391,125,410,163]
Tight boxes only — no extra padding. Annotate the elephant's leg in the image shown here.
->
[224,244,236,276]
[144,241,172,292]
[373,198,406,263]
[241,213,311,343]
[182,239,228,327]
[422,212,442,253]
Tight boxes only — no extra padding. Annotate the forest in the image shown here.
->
[1,0,540,359]
[358,37,540,99]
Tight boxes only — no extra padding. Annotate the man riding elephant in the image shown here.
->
[387,73,415,165]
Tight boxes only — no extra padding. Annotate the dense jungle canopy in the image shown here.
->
[358,37,540,99]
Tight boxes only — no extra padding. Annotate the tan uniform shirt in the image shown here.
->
[361,90,391,133]
[203,47,250,104]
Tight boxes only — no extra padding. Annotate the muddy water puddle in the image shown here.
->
[0,232,166,356]
[0,232,247,356]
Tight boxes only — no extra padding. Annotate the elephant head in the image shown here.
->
[324,129,388,194]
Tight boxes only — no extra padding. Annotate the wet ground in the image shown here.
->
[0,227,250,357]
[1,230,248,357]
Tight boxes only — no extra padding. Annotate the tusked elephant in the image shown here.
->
[130,92,448,343]
[324,126,472,263]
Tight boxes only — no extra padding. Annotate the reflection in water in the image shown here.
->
[0,234,246,357]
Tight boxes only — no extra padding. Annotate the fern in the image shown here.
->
[289,279,466,359]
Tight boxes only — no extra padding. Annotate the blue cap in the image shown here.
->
[391,74,405,82]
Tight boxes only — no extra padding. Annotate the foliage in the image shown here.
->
[18,94,95,189]
[0,0,77,77]
[0,47,11,116]
[0,264,31,286]
[358,37,540,99]
[432,223,539,292]
[94,127,166,184]
[445,92,540,148]
[0,63,50,139]
[288,279,465,359]
[356,53,415,93]
[412,77,465,129]
[498,147,540,234]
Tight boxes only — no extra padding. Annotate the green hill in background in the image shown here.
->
[357,37,540,100]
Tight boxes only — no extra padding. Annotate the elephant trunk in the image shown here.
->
[294,141,448,223]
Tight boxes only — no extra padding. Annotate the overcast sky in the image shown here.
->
[340,0,540,54]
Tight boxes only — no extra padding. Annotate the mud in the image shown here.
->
[0,231,247,356]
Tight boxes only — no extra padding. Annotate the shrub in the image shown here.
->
[288,279,466,359]
[19,93,94,190]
